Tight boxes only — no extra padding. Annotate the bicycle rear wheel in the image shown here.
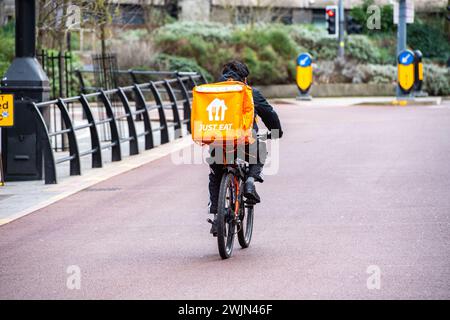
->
[217,173,236,259]
[238,203,254,248]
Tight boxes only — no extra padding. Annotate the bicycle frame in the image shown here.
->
[224,162,247,217]
[212,131,269,259]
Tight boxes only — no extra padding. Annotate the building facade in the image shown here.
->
[0,0,14,25]
[198,0,448,25]
[1,0,447,26]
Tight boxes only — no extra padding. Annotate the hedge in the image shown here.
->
[151,21,449,95]
[0,22,15,78]
[153,22,400,85]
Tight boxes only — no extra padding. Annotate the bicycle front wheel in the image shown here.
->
[217,173,236,259]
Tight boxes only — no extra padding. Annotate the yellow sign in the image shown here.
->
[296,66,313,92]
[398,64,415,92]
[397,50,415,93]
[296,53,313,93]
[0,94,14,127]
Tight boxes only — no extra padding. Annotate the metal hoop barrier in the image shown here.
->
[33,72,206,184]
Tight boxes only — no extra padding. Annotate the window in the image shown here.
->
[312,8,326,26]
[235,6,251,24]
[114,4,145,25]
[272,9,293,25]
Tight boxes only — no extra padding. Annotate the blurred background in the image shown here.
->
[0,0,449,97]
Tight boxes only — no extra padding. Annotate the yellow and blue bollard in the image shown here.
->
[296,53,313,101]
[397,49,415,97]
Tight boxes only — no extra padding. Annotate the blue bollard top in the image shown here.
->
[398,50,415,65]
[297,53,312,67]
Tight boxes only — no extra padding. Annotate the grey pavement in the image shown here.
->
[0,104,188,224]
[0,98,449,299]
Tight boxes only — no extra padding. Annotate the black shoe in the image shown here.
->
[207,214,218,237]
[244,180,261,204]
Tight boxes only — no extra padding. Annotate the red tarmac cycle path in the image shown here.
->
[1,100,449,299]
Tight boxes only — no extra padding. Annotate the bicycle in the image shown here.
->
[209,132,270,259]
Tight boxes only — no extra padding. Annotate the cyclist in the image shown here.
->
[208,60,283,235]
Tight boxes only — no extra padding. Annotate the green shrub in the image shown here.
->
[231,25,300,58]
[154,23,299,84]
[241,47,259,73]
[288,24,331,60]
[227,25,299,84]
[366,64,397,84]
[289,24,387,64]
[346,35,381,63]
[349,1,448,63]
[314,60,337,84]
[315,39,338,60]
[265,27,300,58]
[116,29,148,42]
[423,64,450,96]
[349,0,395,34]
[0,22,15,77]
[315,60,397,85]
[408,21,450,63]
[289,24,328,49]
[152,53,213,82]
[151,21,448,89]
[154,21,233,42]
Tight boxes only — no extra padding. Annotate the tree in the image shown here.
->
[36,0,119,56]
[37,0,75,51]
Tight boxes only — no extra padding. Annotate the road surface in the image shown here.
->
[1,100,449,299]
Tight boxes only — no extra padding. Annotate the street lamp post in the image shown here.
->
[338,0,345,58]
[396,0,409,98]
[0,0,50,181]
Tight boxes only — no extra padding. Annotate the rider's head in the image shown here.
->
[222,60,249,84]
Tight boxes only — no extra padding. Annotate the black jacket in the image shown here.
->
[219,71,283,137]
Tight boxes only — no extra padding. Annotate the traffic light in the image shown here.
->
[325,5,338,37]
[346,16,363,34]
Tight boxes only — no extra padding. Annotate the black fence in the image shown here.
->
[74,69,206,93]
[37,50,78,152]
[30,71,206,184]
[91,53,119,91]
[36,50,75,99]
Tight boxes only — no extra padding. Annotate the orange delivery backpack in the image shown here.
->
[191,80,254,145]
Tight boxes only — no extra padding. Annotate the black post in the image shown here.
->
[0,0,50,181]
[15,0,35,57]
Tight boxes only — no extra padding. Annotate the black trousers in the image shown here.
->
[208,140,267,214]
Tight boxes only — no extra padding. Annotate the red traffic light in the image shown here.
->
[326,9,335,17]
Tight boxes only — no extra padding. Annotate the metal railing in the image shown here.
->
[37,50,76,99]
[30,72,206,184]
[74,69,208,94]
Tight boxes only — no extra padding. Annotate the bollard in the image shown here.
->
[413,50,427,97]
[296,53,313,101]
[397,49,415,97]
